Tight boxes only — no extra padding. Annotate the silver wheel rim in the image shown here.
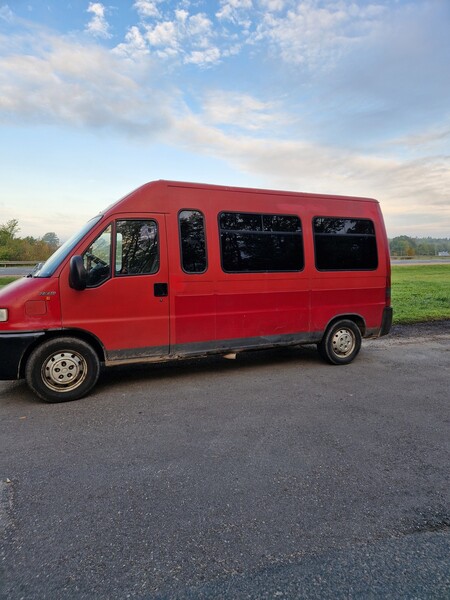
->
[331,328,356,358]
[42,350,88,393]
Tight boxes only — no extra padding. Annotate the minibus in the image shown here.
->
[0,180,392,402]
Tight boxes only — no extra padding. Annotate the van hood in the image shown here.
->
[0,276,62,332]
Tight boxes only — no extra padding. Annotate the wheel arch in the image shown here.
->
[19,329,106,378]
[324,314,367,338]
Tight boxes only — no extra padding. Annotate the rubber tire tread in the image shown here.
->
[25,337,100,403]
[317,320,362,365]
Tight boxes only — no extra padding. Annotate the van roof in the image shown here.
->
[144,179,377,203]
[104,179,379,216]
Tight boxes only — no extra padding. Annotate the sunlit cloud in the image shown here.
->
[85,2,112,39]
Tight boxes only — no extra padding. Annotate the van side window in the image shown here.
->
[179,210,207,273]
[313,218,378,270]
[115,220,159,276]
[82,224,112,287]
[219,212,303,272]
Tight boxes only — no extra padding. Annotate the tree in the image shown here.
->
[42,232,60,249]
[389,236,416,257]
[0,219,20,243]
[0,220,60,261]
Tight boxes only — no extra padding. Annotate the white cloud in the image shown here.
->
[85,2,112,39]
[133,0,161,19]
[389,125,450,154]
[216,0,253,28]
[202,91,280,131]
[0,30,169,135]
[114,26,149,60]
[185,47,221,65]
[142,9,218,66]
[146,20,178,48]
[253,0,385,67]
[258,0,285,12]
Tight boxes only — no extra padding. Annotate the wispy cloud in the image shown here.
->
[85,2,112,39]
[252,0,386,68]
[201,91,281,132]
[0,29,168,135]
[0,4,14,22]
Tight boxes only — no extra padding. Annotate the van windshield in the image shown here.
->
[34,215,104,278]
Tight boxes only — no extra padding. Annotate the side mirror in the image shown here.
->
[69,255,87,291]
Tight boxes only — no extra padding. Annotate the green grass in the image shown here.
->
[1,267,449,325]
[0,276,19,287]
[392,264,450,324]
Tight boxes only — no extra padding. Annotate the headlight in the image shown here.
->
[0,309,8,322]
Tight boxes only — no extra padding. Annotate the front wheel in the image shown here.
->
[25,337,100,402]
[318,320,362,365]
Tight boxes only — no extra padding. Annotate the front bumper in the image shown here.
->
[0,332,45,380]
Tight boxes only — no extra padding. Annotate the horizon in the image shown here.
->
[1,1,449,240]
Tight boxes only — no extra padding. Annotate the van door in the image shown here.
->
[60,215,170,361]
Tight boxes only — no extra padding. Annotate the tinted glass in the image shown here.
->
[220,212,303,272]
[219,213,262,231]
[179,210,207,273]
[263,215,301,232]
[314,218,378,270]
[314,218,375,235]
[115,220,159,275]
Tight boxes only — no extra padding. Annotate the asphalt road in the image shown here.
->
[0,267,35,277]
[1,322,449,599]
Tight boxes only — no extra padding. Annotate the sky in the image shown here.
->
[0,0,449,241]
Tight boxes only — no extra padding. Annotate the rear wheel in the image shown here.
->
[25,337,100,402]
[318,320,362,365]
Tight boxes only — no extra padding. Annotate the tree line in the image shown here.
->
[1,219,449,262]
[389,236,450,257]
[0,219,60,262]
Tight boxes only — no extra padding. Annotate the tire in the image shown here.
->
[25,337,100,403]
[317,320,362,365]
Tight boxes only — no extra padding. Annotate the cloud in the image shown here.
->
[252,0,386,68]
[168,111,450,235]
[216,0,253,28]
[389,125,450,155]
[85,2,112,39]
[133,0,162,19]
[185,47,221,66]
[0,4,14,22]
[0,29,169,136]
[113,25,149,59]
[141,9,219,66]
[201,91,281,131]
[1,3,449,237]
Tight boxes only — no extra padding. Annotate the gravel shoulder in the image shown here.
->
[375,319,450,344]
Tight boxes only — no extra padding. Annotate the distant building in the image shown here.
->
[438,251,449,256]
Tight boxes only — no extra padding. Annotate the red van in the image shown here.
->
[0,180,392,402]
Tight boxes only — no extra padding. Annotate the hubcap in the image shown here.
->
[42,351,87,392]
[332,328,355,357]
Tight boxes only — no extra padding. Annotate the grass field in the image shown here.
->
[0,276,19,287]
[1,265,449,324]
[391,264,450,324]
